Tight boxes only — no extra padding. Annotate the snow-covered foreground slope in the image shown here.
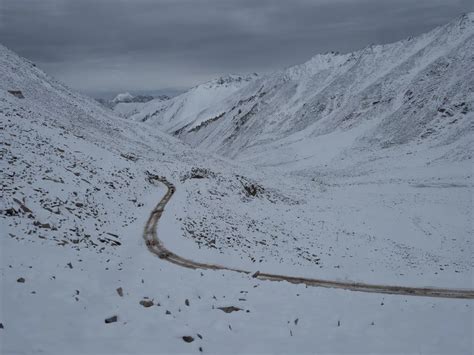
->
[1,17,473,355]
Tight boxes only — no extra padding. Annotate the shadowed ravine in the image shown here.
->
[143,176,474,299]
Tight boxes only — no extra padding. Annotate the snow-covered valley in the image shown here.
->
[1,13,473,355]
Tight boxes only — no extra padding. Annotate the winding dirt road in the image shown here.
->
[143,176,474,299]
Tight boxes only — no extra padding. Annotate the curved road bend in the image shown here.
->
[143,176,474,300]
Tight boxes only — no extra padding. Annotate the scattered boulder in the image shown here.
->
[105,315,118,324]
[185,299,190,306]
[0,323,4,329]
[180,167,217,182]
[120,153,139,162]
[33,221,51,229]
[237,176,265,198]
[8,90,24,99]
[139,299,154,308]
[182,336,194,343]
[116,287,123,297]
[17,277,25,283]
[4,208,19,216]
[217,306,242,313]
[252,271,260,278]
[13,198,32,213]
[244,184,259,196]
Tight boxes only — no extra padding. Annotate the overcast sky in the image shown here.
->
[1,0,472,97]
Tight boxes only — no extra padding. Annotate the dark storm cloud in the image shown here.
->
[1,0,472,96]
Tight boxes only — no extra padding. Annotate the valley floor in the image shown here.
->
[1,190,472,354]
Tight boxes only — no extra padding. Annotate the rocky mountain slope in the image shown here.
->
[132,13,473,173]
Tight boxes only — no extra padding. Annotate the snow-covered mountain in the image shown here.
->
[112,92,135,103]
[133,13,473,172]
[131,73,258,131]
[96,92,164,117]
[1,14,473,355]
[113,94,168,118]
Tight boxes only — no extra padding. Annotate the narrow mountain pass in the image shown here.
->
[143,176,474,299]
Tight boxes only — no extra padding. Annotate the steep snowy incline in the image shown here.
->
[134,13,473,173]
[131,73,258,131]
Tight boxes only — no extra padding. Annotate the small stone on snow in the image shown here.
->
[105,315,118,324]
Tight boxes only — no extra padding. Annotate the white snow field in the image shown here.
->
[1,13,473,355]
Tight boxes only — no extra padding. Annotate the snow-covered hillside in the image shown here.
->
[131,74,258,132]
[133,13,473,172]
[1,15,473,355]
[96,92,161,117]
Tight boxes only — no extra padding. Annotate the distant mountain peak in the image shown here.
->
[112,92,135,103]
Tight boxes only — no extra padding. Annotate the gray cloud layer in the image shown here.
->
[1,0,472,96]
